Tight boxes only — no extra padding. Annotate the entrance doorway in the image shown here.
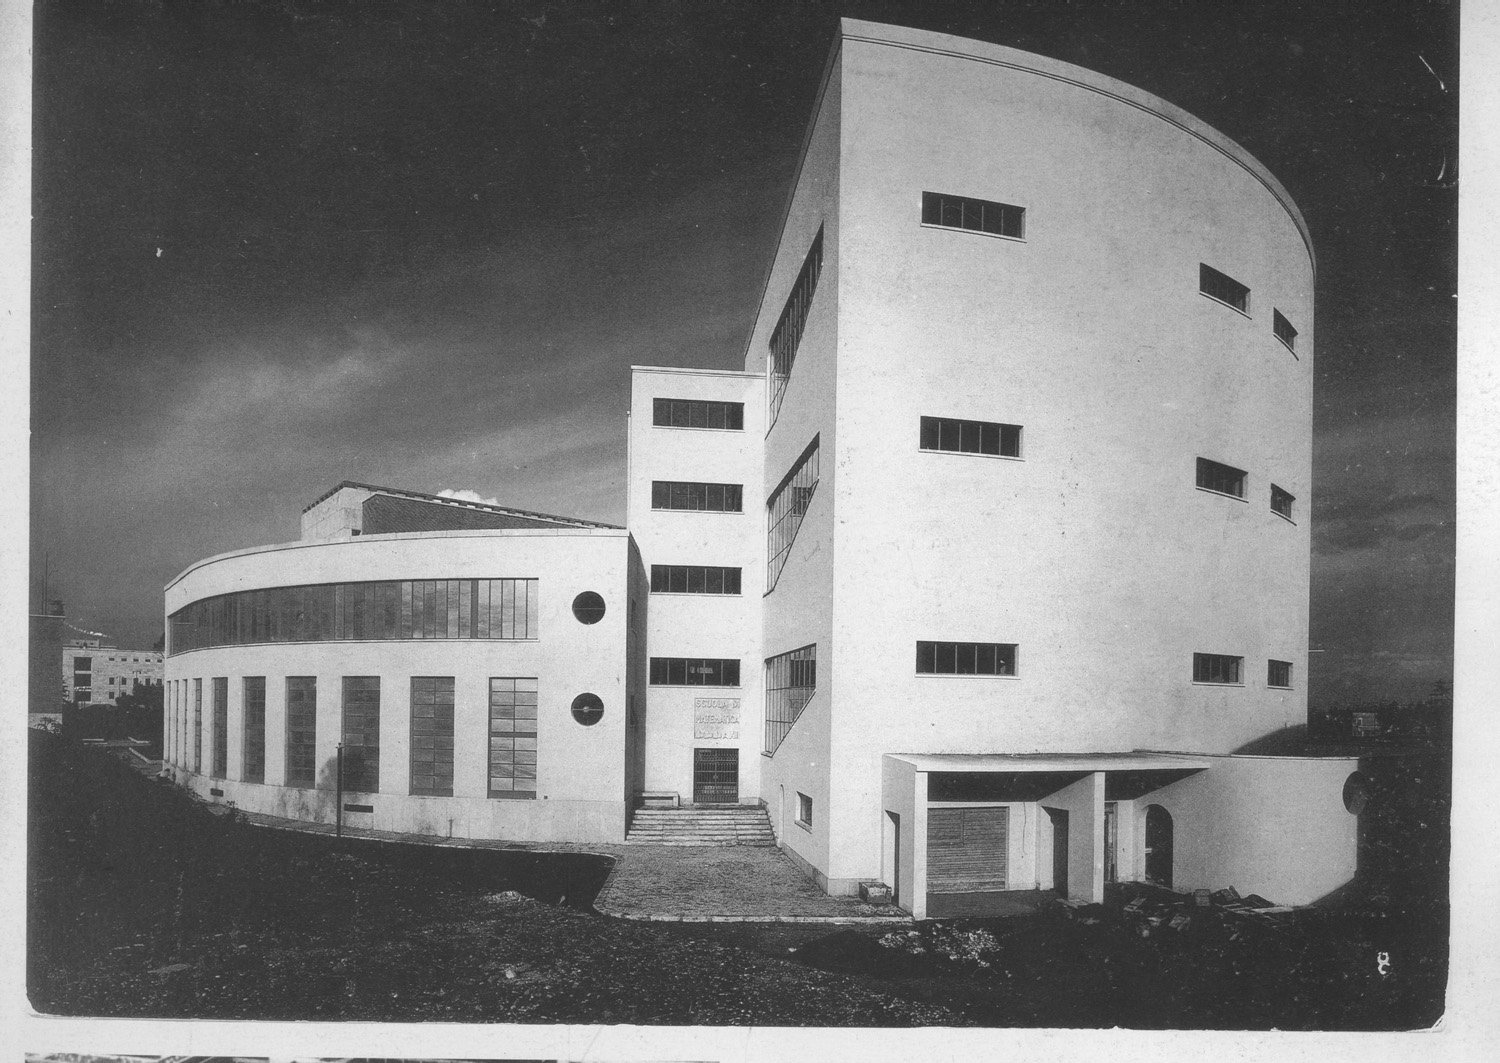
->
[883,810,901,907]
[1045,806,1069,895]
[692,747,738,804]
[1144,803,1173,888]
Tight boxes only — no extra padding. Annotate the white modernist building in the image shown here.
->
[165,20,1362,916]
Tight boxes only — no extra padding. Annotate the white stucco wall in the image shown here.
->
[163,529,632,843]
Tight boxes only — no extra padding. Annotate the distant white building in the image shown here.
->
[163,20,1362,916]
[64,639,163,705]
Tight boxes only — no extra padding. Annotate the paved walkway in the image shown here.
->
[234,809,908,923]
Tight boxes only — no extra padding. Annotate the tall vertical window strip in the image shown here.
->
[165,578,539,655]
[652,398,745,430]
[242,677,266,783]
[767,436,820,591]
[768,226,824,426]
[1200,263,1250,312]
[193,678,203,772]
[489,678,538,799]
[410,677,455,797]
[341,677,381,793]
[764,644,817,755]
[921,191,1025,238]
[211,677,228,779]
[1273,309,1298,352]
[286,677,317,787]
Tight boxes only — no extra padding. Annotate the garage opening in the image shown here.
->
[927,806,1008,893]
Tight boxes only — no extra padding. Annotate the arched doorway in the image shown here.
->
[1144,804,1173,888]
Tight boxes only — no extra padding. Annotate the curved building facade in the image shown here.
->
[163,484,644,843]
[166,21,1360,914]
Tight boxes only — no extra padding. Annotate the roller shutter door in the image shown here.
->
[927,807,1008,892]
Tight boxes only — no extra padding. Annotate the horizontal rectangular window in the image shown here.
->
[653,398,744,431]
[919,416,1021,458]
[166,578,538,654]
[1270,484,1295,521]
[768,226,824,427]
[1268,660,1293,689]
[1193,653,1243,685]
[650,565,742,595]
[1200,263,1249,313]
[650,480,743,513]
[916,641,1017,676]
[765,644,817,755]
[649,657,741,687]
[1196,457,1247,499]
[922,191,1025,239]
[1273,309,1298,352]
[767,436,820,591]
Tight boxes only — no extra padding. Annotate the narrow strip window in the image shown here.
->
[1273,309,1298,352]
[1268,660,1293,689]
[768,226,824,426]
[341,676,380,793]
[286,676,317,787]
[488,677,538,799]
[766,435,820,591]
[1200,263,1249,313]
[919,416,1021,457]
[652,398,745,430]
[921,191,1025,239]
[1271,484,1295,521]
[649,657,741,687]
[242,676,266,783]
[650,565,743,595]
[650,480,744,513]
[1196,457,1247,499]
[764,644,817,755]
[211,677,228,779]
[193,678,203,772]
[915,641,1017,676]
[410,677,455,797]
[1193,653,1243,685]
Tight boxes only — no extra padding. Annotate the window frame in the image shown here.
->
[795,791,813,831]
[915,641,1019,678]
[652,397,745,431]
[919,415,1023,459]
[920,191,1027,241]
[649,480,744,513]
[1273,309,1298,354]
[1192,653,1244,686]
[409,676,455,797]
[1267,659,1293,689]
[650,564,743,596]
[1270,484,1296,523]
[242,676,266,783]
[649,657,742,688]
[1196,457,1248,501]
[1199,263,1250,314]
[488,676,539,800]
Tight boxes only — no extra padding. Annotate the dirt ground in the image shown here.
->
[27,731,1448,1027]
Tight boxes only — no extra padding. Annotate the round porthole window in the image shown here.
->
[572,591,606,625]
[1342,771,1372,815]
[571,692,605,726]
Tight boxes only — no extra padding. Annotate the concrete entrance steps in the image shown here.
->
[626,805,776,846]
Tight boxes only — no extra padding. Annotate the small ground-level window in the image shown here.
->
[1271,484,1295,521]
[1200,263,1249,313]
[1196,457,1247,499]
[919,416,1021,457]
[916,641,1017,676]
[796,792,813,829]
[1193,653,1243,684]
[1267,660,1293,688]
[571,692,605,726]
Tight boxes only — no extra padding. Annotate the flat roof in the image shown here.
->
[886,752,1214,772]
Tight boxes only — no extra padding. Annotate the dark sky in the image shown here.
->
[31,0,1457,706]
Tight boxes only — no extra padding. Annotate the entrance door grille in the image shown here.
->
[693,747,739,804]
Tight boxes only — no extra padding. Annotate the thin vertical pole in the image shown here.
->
[335,742,344,838]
